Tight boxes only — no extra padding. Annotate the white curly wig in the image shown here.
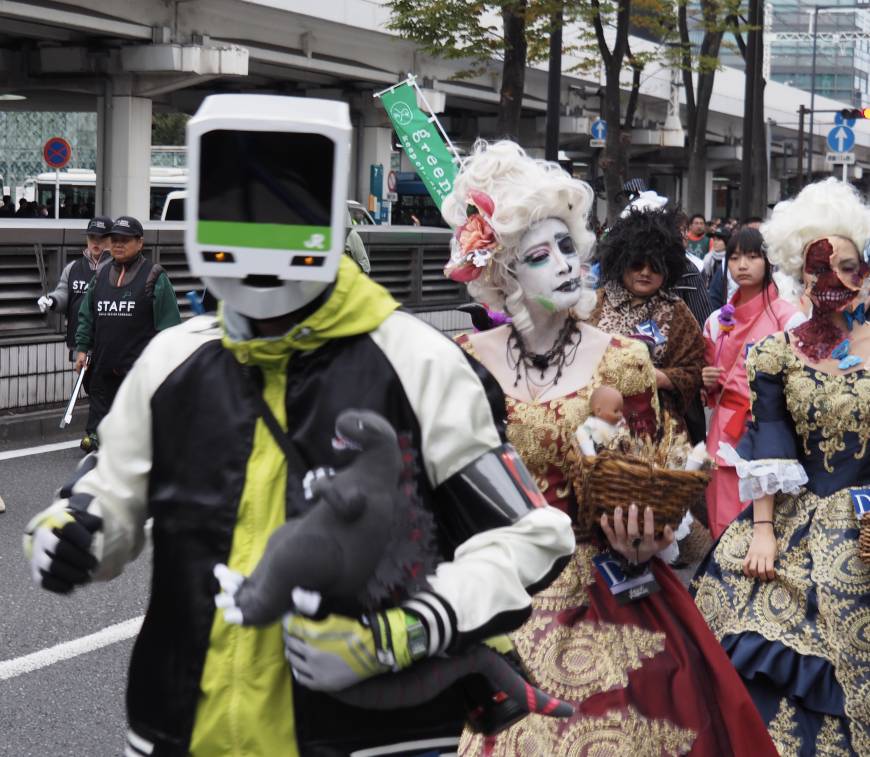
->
[442,140,597,331]
[762,178,870,281]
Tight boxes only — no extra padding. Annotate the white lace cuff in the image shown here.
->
[657,511,694,565]
[718,443,808,500]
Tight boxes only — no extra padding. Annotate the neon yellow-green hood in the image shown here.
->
[220,256,399,364]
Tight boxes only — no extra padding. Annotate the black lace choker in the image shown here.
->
[507,317,581,388]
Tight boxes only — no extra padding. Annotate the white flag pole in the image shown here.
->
[373,74,417,100]
[409,77,464,167]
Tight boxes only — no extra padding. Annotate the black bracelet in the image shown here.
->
[610,549,651,577]
[753,520,774,526]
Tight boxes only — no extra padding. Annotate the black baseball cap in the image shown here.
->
[711,228,731,241]
[110,216,144,237]
[85,216,113,236]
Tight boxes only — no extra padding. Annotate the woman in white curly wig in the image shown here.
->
[693,177,870,755]
[449,141,776,757]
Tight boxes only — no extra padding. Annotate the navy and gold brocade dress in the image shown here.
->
[692,333,870,756]
[457,334,776,757]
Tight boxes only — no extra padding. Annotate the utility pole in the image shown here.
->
[740,0,762,220]
[797,104,806,191]
[545,7,563,162]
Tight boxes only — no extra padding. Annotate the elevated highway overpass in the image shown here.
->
[2,0,870,220]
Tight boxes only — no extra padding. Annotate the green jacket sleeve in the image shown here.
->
[153,273,182,331]
[75,284,95,352]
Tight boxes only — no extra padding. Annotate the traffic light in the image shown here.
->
[840,108,870,119]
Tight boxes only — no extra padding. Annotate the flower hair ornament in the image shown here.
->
[443,190,502,283]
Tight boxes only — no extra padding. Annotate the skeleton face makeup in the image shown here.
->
[514,218,582,314]
[803,237,869,314]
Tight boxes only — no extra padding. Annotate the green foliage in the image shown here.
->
[151,113,190,146]
[387,0,576,72]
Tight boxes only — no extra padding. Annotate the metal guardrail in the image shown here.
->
[0,221,467,412]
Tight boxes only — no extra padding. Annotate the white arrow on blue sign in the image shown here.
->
[828,125,855,153]
[591,119,607,140]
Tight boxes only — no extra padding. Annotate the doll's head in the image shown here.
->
[589,385,624,426]
[442,140,597,333]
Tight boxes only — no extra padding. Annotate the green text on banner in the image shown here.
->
[379,83,457,209]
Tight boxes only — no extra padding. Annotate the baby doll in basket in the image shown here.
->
[573,386,714,564]
[575,386,629,456]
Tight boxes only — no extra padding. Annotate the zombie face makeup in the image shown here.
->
[794,236,870,361]
[803,237,867,314]
[514,218,582,313]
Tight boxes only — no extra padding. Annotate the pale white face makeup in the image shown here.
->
[513,218,582,314]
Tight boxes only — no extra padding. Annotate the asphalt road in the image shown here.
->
[0,438,151,757]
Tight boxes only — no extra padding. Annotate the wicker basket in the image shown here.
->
[859,513,870,564]
[567,445,710,538]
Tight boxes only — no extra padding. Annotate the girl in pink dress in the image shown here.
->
[702,226,805,538]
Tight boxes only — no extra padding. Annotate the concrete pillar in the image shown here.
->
[97,93,152,219]
[357,126,392,209]
[356,92,393,210]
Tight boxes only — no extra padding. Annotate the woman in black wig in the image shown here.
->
[587,207,705,437]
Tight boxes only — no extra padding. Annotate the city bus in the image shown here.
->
[27,167,188,219]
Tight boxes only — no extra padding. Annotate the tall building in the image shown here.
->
[718,0,870,106]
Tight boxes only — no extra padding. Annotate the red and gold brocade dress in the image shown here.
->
[456,333,776,757]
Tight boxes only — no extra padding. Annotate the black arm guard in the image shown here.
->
[436,443,548,551]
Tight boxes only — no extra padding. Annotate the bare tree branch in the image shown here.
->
[677,1,696,129]
[725,13,748,60]
[612,0,631,69]
[589,0,613,68]
[624,46,642,129]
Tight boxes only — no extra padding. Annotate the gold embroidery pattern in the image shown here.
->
[459,715,557,757]
[817,715,854,757]
[747,336,870,473]
[693,488,870,754]
[459,706,695,756]
[531,543,598,612]
[767,699,802,756]
[560,707,695,757]
[512,619,666,702]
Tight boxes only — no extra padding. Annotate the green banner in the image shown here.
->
[380,82,457,209]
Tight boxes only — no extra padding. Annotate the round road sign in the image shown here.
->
[43,137,72,169]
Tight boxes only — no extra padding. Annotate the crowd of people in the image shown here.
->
[0,194,95,218]
[19,113,870,757]
[442,145,869,756]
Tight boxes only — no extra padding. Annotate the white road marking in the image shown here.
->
[0,439,80,462]
[0,616,143,681]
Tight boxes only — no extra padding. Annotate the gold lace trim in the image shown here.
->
[692,488,870,754]
[512,618,666,702]
[459,706,696,756]
[747,336,870,473]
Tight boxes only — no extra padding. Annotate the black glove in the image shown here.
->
[24,507,102,594]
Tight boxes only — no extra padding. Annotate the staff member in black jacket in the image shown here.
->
[37,216,113,359]
[74,216,181,451]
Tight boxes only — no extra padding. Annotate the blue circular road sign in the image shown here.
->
[827,125,856,153]
[43,137,72,169]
